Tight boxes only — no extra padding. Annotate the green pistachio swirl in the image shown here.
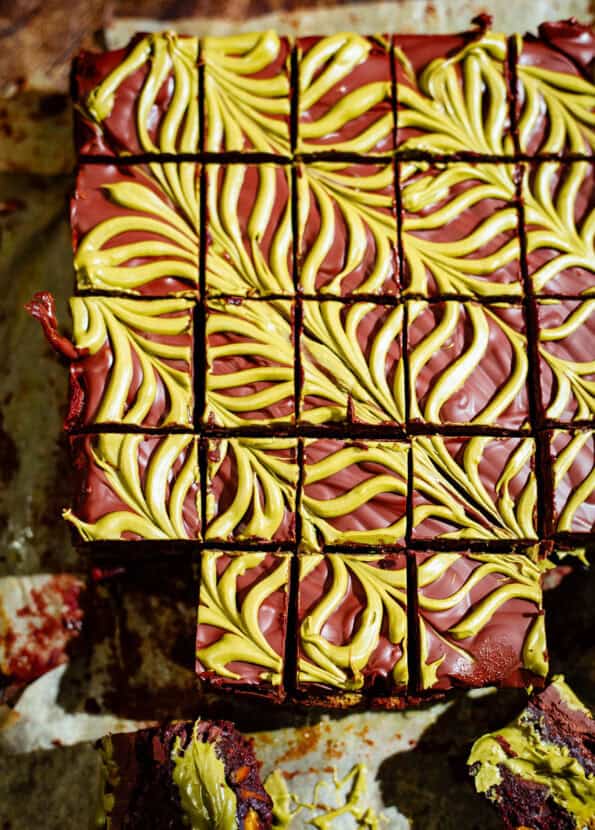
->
[197,551,289,686]
[71,296,193,427]
[298,554,408,691]
[553,430,595,533]
[205,298,294,427]
[206,438,297,542]
[301,301,405,425]
[206,164,293,296]
[412,435,538,540]
[75,164,199,295]
[418,553,547,689]
[297,162,397,296]
[301,441,408,551]
[65,433,199,541]
[297,34,392,154]
[203,32,291,154]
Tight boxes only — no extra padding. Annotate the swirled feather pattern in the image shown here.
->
[550,430,595,534]
[416,552,547,690]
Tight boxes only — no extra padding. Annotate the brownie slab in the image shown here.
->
[300,300,405,425]
[394,24,514,156]
[300,439,408,551]
[548,430,595,536]
[74,32,199,158]
[196,551,290,700]
[468,676,595,830]
[407,300,530,429]
[205,298,295,427]
[400,161,522,298]
[71,162,199,297]
[297,34,394,155]
[536,298,595,424]
[411,435,538,541]
[296,553,408,699]
[416,552,547,692]
[202,32,291,155]
[205,438,298,543]
[66,433,200,541]
[206,163,293,297]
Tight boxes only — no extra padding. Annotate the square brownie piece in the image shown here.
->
[415,552,547,692]
[297,35,394,155]
[536,299,595,424]
[548,430,595,535]
[206,163,293,297]
[205,438,298,543]
[407,300,530,429]
[66,433,200,541]
[300,300,405,426]
[297,161,398,296]
[202,32,291,155]
[411,435,538,541]
[204,298,295,427]
[296,553,408,699]
[73,33,199,157]
[196,550,291,700]
[521,161,594,298]
[394,25,514,155]
[515,20,595,156]
[71,162,199,297]
[300,439,409,551]
[400,161,522,298]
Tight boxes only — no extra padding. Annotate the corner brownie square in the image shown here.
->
[297,35,394,155]
[415,552,548,691]
[206,163,293,297]
[205,438,298,543]
[407,300,530,429]
[66,433,200,541]
[411,435,538,541]
[297,161,398,296]
[300,300,405,426]
[536,298,595,424]
[202,32,291,155]
[300,438,409,551]
[548,430,595,535]
[196,550,291,700]
[204,298,295,427]
[73,33,199,157]
[71,162,199,296]
[296,553,408,699]
[394,23,514,155]
[400,161,522,298]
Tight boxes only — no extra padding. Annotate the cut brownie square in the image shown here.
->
[73,33,199,157]
[300,300,405,426]
[196,550,290,700]
[28,293,194,429]
[515,19,595,156]
[204,298,295,427]
[536,298,595,424]
[206,163,293,297]
[411,435,538,541]
[394,24,514,155]
[202,32,291,155]
[415,552,547,691]
[548,430,595,535]
[296,553,408,699]
[297,161,398,296]
[400,161,522,298]
[297,35,394,155]
[71,162,199,297]
[521,161,594,298]
[300,439,408,551]
[407,300,530,429]
[66,433,200,541]
[205,438,298,543]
